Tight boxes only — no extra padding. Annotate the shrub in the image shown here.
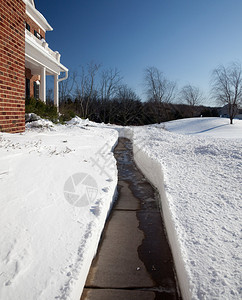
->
[59,110,76,123]
[25,97,58,121]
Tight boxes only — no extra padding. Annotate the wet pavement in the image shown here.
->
[81,138,181,300]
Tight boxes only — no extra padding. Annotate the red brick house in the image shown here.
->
[0,0,68,133]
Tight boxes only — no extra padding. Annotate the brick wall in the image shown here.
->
[25,14,45,40]
[0,0,26,133]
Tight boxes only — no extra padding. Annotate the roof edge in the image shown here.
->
[22,0,53,32]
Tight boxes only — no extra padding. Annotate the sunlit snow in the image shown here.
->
[0,117,241,300]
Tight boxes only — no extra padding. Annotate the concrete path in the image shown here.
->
[81,138,181,300]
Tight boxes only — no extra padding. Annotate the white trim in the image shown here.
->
[25,30,68,73]
[26,11,46,33]
[24,0,53,32]
[22,0,35,8]
[59,63,68,73]
[25,54,59,75]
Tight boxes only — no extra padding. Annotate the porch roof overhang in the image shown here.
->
[25,29,68,76]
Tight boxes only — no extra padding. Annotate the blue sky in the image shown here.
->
[35,0,242,104]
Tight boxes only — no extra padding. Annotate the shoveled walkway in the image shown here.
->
[81,138,181,300]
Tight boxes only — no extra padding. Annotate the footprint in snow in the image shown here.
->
[2,231,33,286]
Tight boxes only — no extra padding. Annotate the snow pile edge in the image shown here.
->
[74,188,118,300]
[75,139,119,299]
[126,130,192,300]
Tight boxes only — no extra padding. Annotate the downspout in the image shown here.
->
[58,70,68,83]
[54,70,68,112]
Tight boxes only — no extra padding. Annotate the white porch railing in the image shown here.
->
[25,29,61,62]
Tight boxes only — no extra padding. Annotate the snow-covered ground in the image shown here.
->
[130,117,242,299]
[164,116,242,138]
[0,116,241,300]
[0,118,118,300]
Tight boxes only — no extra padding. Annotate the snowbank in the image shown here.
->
[164,117,242,138]
[1,116,241,300]
[133,140,192,299]
[130,118,242,299]
[0,119,118,300]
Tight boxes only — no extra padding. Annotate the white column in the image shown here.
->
[40,66,46,103]
[54,74,59,112]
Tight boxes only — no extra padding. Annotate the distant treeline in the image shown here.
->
[45,64,221,125]
[58,97,219,125]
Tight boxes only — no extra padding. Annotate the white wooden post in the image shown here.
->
[54,73,59,111]
[40,66,46,103]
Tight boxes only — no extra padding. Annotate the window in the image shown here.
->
[34,81,39,99]
[26,22,30,31]
[34,30,42,40]
[25,78,30,99]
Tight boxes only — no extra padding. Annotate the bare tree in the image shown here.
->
[75,62,100,118]
[116,84,140,101]
[144,66,177,103]
[115,85,143,125]
[100,67,122,101]
[59,70,77,103]
[98,68,123,122]
[179,84,204,106]
[211,62,242,124]
[144,67,177,123]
